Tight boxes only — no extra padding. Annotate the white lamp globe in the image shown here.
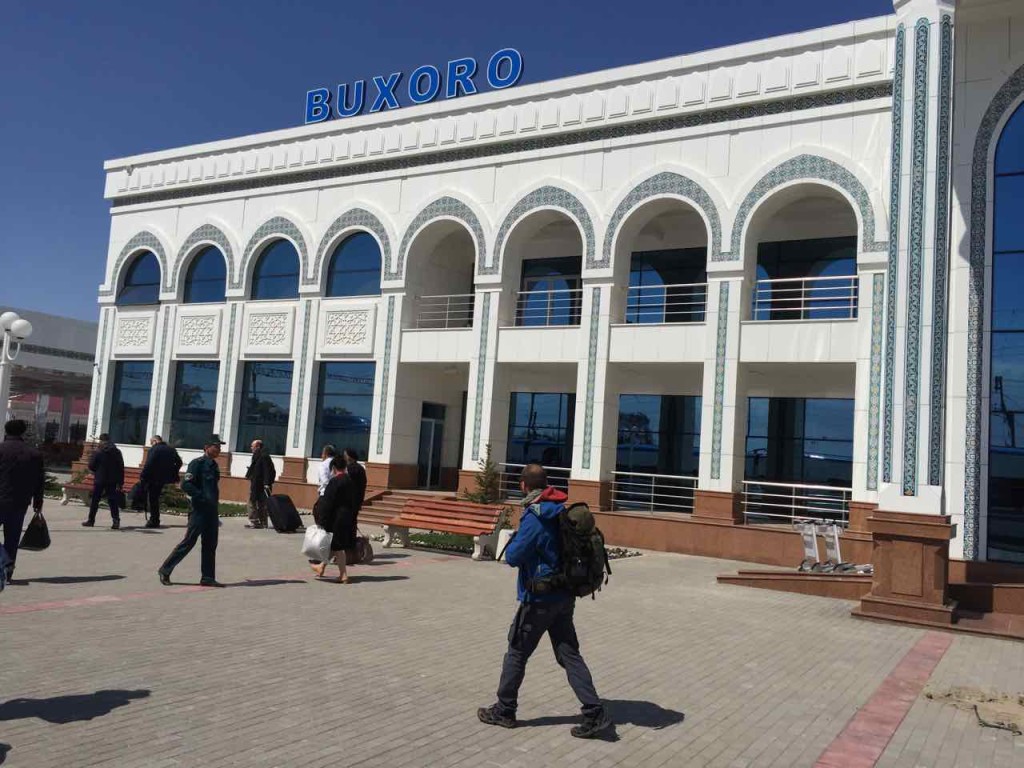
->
[0,311,19,332]
[10,318,32,340]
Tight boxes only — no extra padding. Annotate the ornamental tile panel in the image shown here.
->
[471,292,493,461]
[293,301,313,449]
[711,282,730,480]
[376,296,396,455]
[582,287,602,470]
[867,273,885,491]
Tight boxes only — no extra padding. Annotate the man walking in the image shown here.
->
[84,433,124,529]
[158,435,224,587]
[477,464,611,738]
[0,420,45,583]
[318,445,337,496]
[245,439,276,528]
[344,447,367,515]
[140,435,182,528]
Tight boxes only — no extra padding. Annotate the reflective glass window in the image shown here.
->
[616,395,701,476]
[108,361,153,444]
[169,362,219,449]
[235,362,293,455]
[311,362,375,458]
[517,257,582,326]
[326,233,382,297]
[117,252,161,306]
[753,236,857,320]
[184,246,227,303]
[251,240,300,300]
[996,103,1024,174]
[626,248,707,324]
[506,392,575,468]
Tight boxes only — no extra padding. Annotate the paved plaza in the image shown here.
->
[0,502,1022,767]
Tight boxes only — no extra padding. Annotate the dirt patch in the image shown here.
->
[924,685,1024,735]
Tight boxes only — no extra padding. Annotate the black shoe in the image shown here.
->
[245,523,264,529]
[477,704,516,729]
[111,520,120,530]
[158,571,172,586]
[81,520,94,527]
[571,710,612,739]
[199,579,225,588]
[145,520,161,529]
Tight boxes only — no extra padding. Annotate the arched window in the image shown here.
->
[117,251,161,305]
[326,232,381,297]
[251,239,300,300]
[183,246,227,303]
[987,102,1024,563]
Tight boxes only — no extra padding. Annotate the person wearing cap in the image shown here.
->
[84,433,124,529]
[158,435,224,587]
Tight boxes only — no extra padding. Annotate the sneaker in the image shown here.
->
[571,710,612,739]
[477,704,516,729]
[158,571,172,586]
[111,520,120,530]
[81,520,95,527]
[199,579,226,588]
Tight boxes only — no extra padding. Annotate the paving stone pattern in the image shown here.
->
[0,502,1021,767]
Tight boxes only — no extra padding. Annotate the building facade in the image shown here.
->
[92,0,1024,592]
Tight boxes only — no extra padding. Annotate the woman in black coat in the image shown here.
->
[312,458,357,584]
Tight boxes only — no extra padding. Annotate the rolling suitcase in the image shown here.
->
[265,492,303,533]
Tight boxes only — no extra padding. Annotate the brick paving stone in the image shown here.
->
[1,501,1023,767]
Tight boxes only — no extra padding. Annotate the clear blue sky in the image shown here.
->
[0,0,892,322]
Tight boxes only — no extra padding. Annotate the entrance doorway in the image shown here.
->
[418,402,446,489]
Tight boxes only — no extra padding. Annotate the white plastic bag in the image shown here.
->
[302,524,332,562]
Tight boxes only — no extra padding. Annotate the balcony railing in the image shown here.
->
[741,480,851,526]
[499,462,571,500]
[751,275,858,321]
[610,471,697,513]
[413,293,475,329]
[514,288,583,327]
[624,283,708,324]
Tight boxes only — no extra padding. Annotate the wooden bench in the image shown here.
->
[382,499,508,560]
[62,467,144,506]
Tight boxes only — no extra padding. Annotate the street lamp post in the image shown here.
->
[0,311,34,423]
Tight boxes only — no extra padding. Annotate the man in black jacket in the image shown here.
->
[84,433,125,529]
[0,420,45,581]
[140,435,182,528]
[344,447,367,515]
[245,439,276,529]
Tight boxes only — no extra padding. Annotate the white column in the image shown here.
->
[87,307,115,440]
[852,269,887,501]
[147,304,176,440]
[571,282,613,482]
[214,301,244,453]
[288,298,319,459]
[369,292,406,466]
[463,288,502,469]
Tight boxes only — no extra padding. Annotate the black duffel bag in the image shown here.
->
[20,511,51,551]
[129,482,148,511]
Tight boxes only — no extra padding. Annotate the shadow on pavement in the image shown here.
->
[27,575,125,585]
[347,574,409,583]
[0,689,150,724]
[230,579,306,588]
[0,742,9,764]
[371,553,410,560]
[520,699,685,732]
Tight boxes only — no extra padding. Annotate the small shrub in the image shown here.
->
[461,443,501,504]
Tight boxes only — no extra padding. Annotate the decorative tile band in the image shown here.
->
[312,208,392,285]
[152,306,171,433]
[237,216,308,291]
[900,18,931,497]
[883,25,907,485]
[711,281,730,480]
[471,292,492,461]
[927,15,954,487]
[394,196,486,279]
[101,231,170,296]
[965,62,1024,560]
[375,295,396,455]
[219,303,238,436]
[490,186,596,274]
[582,287,602,470]
[174,224,236,292]
[113,86,893,209]
[90,309,111,436]
[293,300,313,449]
[867,273,885,491]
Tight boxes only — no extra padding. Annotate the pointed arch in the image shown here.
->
[312,208,392,286]
[103,230,170,296]
[173,223,236,295]
[237,215,309,292]
[395,195,486,281]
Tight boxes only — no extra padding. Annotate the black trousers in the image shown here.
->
[0,505,28,567]
[160,510,218,580]
[496,599,602,717]
[88,483,120,522]
[146,482,164,524]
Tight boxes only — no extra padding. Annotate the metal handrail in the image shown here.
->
[498,462,571,500]
[624,282,708,324]
[751,274,858,321]
[514,287,583,327]
[610,471,697,513]
[741,479,851,526]
[413,293,475,329]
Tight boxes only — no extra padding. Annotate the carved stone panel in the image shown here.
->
[111,311,156,357]
[174,307,223,357]
[318,301,377,356]
[242,304,295,357]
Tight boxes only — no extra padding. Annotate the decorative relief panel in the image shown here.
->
[112,312,156,357]
[242,305,295,357]
[174,308,223,357]
[318,303,377,356]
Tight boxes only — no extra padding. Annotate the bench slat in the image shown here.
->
[388,515,492,531]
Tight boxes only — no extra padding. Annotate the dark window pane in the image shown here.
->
[991,254,1024,330]
[995,175,1024,254]
[117,252,161,306]
[251,240,300,300]
[326,233,382,298]
[311,362,375,458]
[754,237,857,320]
[169,362,219,449]
[996,103,1024,175]
[616,394,700,476]
[235,362,293,454]
[517,257,582,327]
[506,392,575,467]
[184,247,227,304]
[108,361,153,444]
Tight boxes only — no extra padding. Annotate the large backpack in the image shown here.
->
[553,502,612,599]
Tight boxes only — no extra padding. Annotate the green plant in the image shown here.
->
[461,443,501,504]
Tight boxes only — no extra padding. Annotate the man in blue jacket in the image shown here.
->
[478,463,610,739]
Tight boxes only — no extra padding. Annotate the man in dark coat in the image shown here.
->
[245,439,276,529]
[140,435,182,528]
[343,447,367,516]
[84,433,125,529]
[0,420,45,581]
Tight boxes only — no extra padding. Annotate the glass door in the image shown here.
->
[418,403,447,489]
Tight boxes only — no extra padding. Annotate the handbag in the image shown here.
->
[20,511,51,551]
[302,524,332,563]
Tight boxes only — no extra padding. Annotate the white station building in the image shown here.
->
[91,0,1024,620]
